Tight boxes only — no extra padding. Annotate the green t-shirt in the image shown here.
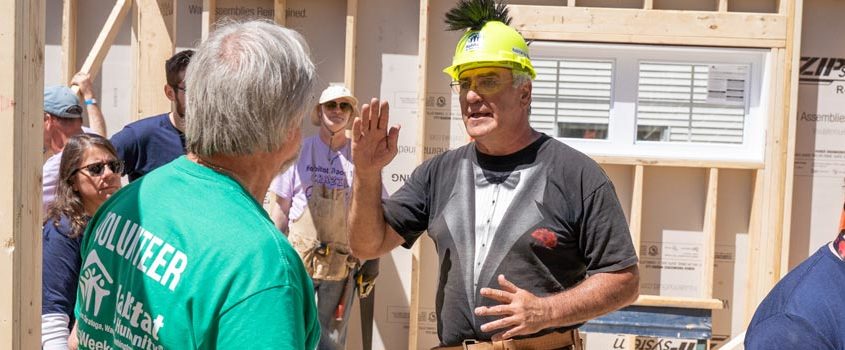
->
[74,156,320,349]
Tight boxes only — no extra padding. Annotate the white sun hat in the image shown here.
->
[311,85,360,125]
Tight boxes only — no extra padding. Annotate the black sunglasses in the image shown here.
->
[70,160,125,178]
[323,101,353,112]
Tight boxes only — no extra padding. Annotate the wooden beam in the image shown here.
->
[718,0,728,12]
[507,6,788,48]
[0,0,44,347]
[591,155,763,170]
[744,169,764,324]
[779,0,802,276]
[567,0,575,6]
[633,295,725,310]
[409,0,430,348]
[274,0,286,26]
[130,0,175,121]
[344,0,357,92]
[201,0,216,41]
[630,165,644,257]
[702,168,718,299]
[78,0,131,80]
[747,46,789,323]
[643,0,653,10]
[61,0,77,83]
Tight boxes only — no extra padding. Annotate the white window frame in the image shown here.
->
[530,41,770,163]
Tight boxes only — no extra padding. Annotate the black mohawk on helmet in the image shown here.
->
[444,0,511,31]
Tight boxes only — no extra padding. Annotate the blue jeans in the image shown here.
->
[313,271,357,350]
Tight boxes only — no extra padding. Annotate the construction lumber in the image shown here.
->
[274,0,285,26]
[0,0,44,347]
[630,165,644,257]
[408,0,431,348]
[507,6,787,48]
[344,0,357,91]
[78,0,132,80]
[702,168,719,299]
[634,296,725,310]
[779,0,802,277]
[61,0,77,83]
[130,0,175,121]
[201,0,216,40]
[592,156,763,170]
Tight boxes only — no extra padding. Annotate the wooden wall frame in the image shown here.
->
[38,0,802,348]
[0,0,44,348]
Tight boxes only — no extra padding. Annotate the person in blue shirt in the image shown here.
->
[110,50,193,181]
[745,202,845,350]
[42,133,123,349]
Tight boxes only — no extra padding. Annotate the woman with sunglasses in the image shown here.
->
[42,133,123,350]
[269,85,383,350]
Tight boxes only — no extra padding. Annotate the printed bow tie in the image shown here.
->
[475,171,520,189]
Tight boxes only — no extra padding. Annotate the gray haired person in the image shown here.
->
[73,21,320,349]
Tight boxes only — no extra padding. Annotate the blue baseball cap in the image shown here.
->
[44,85,82,118]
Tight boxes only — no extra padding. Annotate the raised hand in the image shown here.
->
[476,274,552,340]
[351,98,400,175]
[70,72,95,99]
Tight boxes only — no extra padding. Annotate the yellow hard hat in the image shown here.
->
[443,21,536,81]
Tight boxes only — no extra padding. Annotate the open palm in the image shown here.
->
[351,98,401,174]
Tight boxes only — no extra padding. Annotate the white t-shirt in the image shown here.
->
[42,152,62,214]
[269,135,387,227]
[43,126,96,214]
[270,135,354,224]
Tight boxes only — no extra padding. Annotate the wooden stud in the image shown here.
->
[507,6,788,48]
[630,165,644,257]
[702,168,718,299]
[77,0,132,80]
[743,169,763,324]
[130,0,175,121]
[408,0,430,349]
[344,0,357,92]
[0,0,44,347]
[633,295,725,310]
[718,0,728,12]
[779,0,802,276]
[567,0,575,6]
[746,46,788,324]
[592,155,763,170]
[201,0,216,41]
[61,0,77,84]
[644,0,653,10]
[274,0,286,26]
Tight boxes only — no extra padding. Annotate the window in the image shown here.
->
[528,42,769,163]
[532,59,613,140]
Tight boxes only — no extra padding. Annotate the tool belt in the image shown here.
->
[289,233,358,281]
[434,329,582,350]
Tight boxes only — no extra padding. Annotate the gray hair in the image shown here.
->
[512,68,532,88]
[185,20,317,157]
[512,68,533,115]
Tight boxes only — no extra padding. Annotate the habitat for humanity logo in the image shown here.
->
[464,32,481,51]
[79,250,114,316]
[799,56,845,85]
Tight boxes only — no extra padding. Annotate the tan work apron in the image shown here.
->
[288,176,357,281]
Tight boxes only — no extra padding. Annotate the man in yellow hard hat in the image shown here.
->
[348,1,639,348]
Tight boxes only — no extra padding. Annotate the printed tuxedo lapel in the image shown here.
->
[476,166,545,293]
